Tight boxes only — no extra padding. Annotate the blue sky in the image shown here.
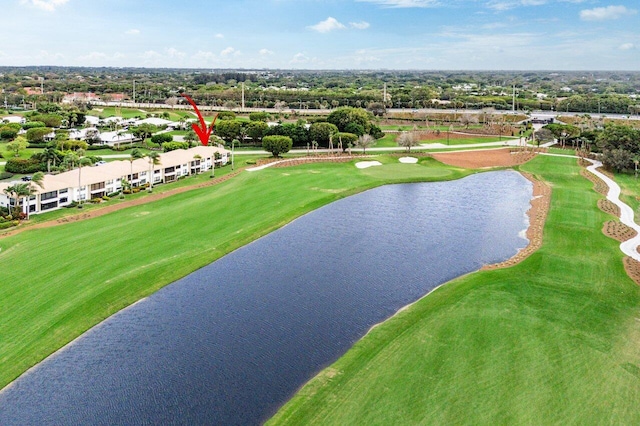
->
[1,0,639,70]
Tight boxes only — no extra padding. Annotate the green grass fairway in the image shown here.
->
[421,135,517,146]
[0,157,469,390]
[268,155,640,424]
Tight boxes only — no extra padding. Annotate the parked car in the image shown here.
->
[94,161,107,166]
[21,175,32,181]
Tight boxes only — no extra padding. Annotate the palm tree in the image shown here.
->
[129,148,145,188]
[62,152,79,171]
[42,147,59,172]
[5,172,45,220]
[3,184,22,217]
[192,154,202,176]
[147,151,161,192]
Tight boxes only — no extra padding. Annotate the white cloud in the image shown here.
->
[290,52,310,64]
[619,43,635,50]
[166,47,185,58]
[193,51,217,61]
[80,52,107,60]
[356,0,439,7]
[142,50,162,60]
[259,48,274,56]
[220,47,240,57]
[580,5,636,21]
[486,0,547,11]
[308,17,346,33]
[215,33,224,39]
[20,0,69,11]
[350,21,370,30]
[125,29,140,35]
[78,52,126,63]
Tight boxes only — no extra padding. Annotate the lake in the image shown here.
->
[0,171,532,425]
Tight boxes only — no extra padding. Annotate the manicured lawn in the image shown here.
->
[0,156,468,391]
[420,135,516,145]
[88,107,194,122]
[374,133,398,147]
[88,107,145,119]
[612,172,640,223]
[268,155,640,424]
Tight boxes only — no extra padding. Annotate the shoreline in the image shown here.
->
[481,172,551,270]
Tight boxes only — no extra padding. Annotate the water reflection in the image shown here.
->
[0,171,531,425]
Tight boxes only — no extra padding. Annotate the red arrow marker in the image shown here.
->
[180,93,218,146]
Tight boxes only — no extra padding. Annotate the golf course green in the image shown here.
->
[2,153,640,424]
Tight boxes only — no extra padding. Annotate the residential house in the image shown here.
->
[0,146,230,216]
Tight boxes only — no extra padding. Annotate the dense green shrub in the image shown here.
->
[29,114,62,128]
[151,133,173,144]
[369,124,384,139]
[24,143,47,149]
[217,111,236,120]
[262,135,292,157]
[26,127,52,143]
[249,112,270,122]
[0,172,14,180]
[0,220,19,230]
[162,141,189,152]
[22,121,46,130]
[4,157,46,174]
[334,132,358,150]
[0,127,18,140]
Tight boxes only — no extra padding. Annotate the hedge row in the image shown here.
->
[4,158,46,174]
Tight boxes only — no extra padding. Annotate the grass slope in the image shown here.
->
[0,156,468,390]
[268,155,640,424]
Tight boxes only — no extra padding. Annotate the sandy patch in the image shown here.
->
[356,161,382,169]
[431,148,537,169]
[603,220,638,242]
[399,157,418,164]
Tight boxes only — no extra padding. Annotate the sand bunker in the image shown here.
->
[399,157,418,164]
[356,161,382,169]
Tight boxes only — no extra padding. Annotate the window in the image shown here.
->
[41,201,58,211]
[59,188,68,194]
[59,197,68,203]
[106,180,114,185]
[41,191,58,201]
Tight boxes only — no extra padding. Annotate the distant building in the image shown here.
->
[62,92,101,104]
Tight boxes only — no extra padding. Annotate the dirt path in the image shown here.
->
[431,148,538,169]
[0,170,244,239]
